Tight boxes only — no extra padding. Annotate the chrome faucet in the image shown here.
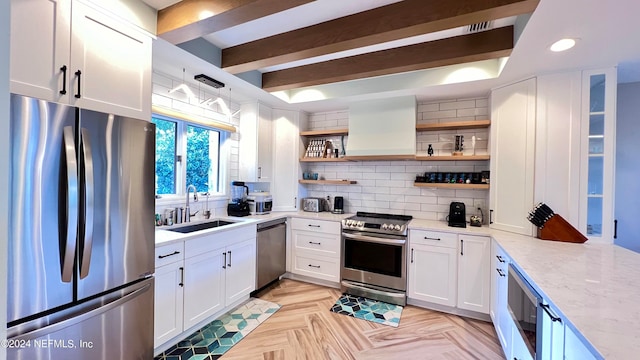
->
[185,184,198,222]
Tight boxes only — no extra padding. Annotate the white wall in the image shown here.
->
[303,97,490,221]
[0,0,9,357]
[151,71,241,219]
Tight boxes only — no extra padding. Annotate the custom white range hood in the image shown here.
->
[346,96,416,159]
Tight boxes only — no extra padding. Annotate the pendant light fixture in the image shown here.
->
[168,68,196,100]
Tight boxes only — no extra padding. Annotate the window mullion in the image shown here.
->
[177,121,187,195]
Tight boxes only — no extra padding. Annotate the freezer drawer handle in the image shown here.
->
[9,282,151,341]
[74,70,82,98]
[59,65,67,94]
[79,128,95,279]
[158,251,180,259]
[61,126,78,283]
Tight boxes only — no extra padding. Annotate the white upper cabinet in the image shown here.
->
[272,108,305,211]
[10,0,72,103]
[579,68,617,243]
[239,102,273,182]
[10,0,152,119]
[490,78,536,236]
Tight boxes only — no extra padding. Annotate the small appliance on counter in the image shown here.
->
[302,197,328,212]
[247,191,273,215]
[447,201,466,228]
[227,181,250,217]
[332,196,344,214]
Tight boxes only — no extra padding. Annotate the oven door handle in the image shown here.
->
[342,232,406,245]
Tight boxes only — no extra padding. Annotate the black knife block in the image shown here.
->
[537,215,588,243]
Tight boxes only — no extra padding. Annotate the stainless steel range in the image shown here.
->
[341,212,412,306]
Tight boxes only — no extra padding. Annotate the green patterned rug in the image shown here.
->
[155,298,281,360]
[330,293,403,328]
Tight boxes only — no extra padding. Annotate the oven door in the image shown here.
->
[341,231,406,291]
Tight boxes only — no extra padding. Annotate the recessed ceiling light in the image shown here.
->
[550,38,576,52]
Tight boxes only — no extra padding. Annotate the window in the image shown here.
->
[152,115,223,196]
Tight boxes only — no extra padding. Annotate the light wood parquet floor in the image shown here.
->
[221,279,505,360]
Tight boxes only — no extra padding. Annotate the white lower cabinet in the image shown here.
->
[154,225,256,351]
[564,324,598,360]
[511,325,534,360]
[408,230,457,307]
[457,235,491,313]
[154,259,184,349]
[290,217,341,282]
[183,250,225,330]
[490,240,511,355]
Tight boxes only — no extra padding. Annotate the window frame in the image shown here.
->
[152,113,229,201]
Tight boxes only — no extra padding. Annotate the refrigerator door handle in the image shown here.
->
[61,126,78,283]
[10,281,151,341]
[79,128,95,279]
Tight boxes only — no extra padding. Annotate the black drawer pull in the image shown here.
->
[308,264,320,268]
[496,255,505,263]
[158,251,180,259]
[424,236,441,241]
[308,241,321,245]
[308,224,321,228]
[540,303,562,323]
[60,65,67,94]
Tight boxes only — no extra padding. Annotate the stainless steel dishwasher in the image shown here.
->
[256,218,286,290]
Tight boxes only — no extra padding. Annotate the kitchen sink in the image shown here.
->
[166,220,236,234]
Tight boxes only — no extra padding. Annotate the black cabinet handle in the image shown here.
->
[179,267,184,287]
[614,219,618,239]
[496,268,506,277]
[424,237,441,241]
[228,250,232,267]
[158,251,180,259]
[308,241,321,245]
[411,248,414,263]
[460,239,464,256]
[74,70,82,98]
[60,65,67,94]
[308,264,320,268]
[308,224,320,228]
[222,252,227,269]
[489,209,494,224]
[496,255,505,263]
[540,303,562,323]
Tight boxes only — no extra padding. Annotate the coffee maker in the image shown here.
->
[227,181,250,217]
[447,201,466,228]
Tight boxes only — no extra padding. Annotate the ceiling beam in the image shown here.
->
[222,0,538,74]
[157,0,315,44]
[262,26,514,92]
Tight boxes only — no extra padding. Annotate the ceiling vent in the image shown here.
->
[466,21,492,33]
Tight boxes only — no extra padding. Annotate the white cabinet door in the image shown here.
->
[539,302,565,360]
[224,238,256,306]
[511,325,534,360]
[490,78,536,236]
[9,0,71,102]
[183,250,225,330]
[272,109,303,211]
[564,324,599,360]
[457,235,490,314]
[408,243,457,306]
[239,102,273,182]
[154,261,184,348]
[69,1,151,119]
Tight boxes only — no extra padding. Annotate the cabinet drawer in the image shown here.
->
[155,242,184,268]
[409,229,458,248]
[293,230,340,257]
[292,254,339,282]
[291,217,340,234]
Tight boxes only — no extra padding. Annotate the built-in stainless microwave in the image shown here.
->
[508,263,543,359]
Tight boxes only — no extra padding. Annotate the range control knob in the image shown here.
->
[394,224,401,231]
[357,221,364,227]
[381,224,388,230]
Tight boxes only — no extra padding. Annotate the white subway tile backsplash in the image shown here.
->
[440,100,476,110]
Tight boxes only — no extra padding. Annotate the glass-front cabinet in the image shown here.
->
[580,68,616,242]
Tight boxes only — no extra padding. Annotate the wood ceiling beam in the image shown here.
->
[222,0,538,74]
[157,0,315,44]
[262,26,514,92]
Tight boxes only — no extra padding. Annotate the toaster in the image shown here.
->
[301,197,326,212]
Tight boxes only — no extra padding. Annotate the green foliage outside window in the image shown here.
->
[152,118,176,195]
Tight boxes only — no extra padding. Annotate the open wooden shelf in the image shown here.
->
[414,182,490,190]
[414,155,490,161]
[300,128,349,136]
[416,120,491,132]
[299,179,357,185]
[300,157,350,162]
[344,154,415,161]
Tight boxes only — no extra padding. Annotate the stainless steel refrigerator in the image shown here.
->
[7,94,156,359]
